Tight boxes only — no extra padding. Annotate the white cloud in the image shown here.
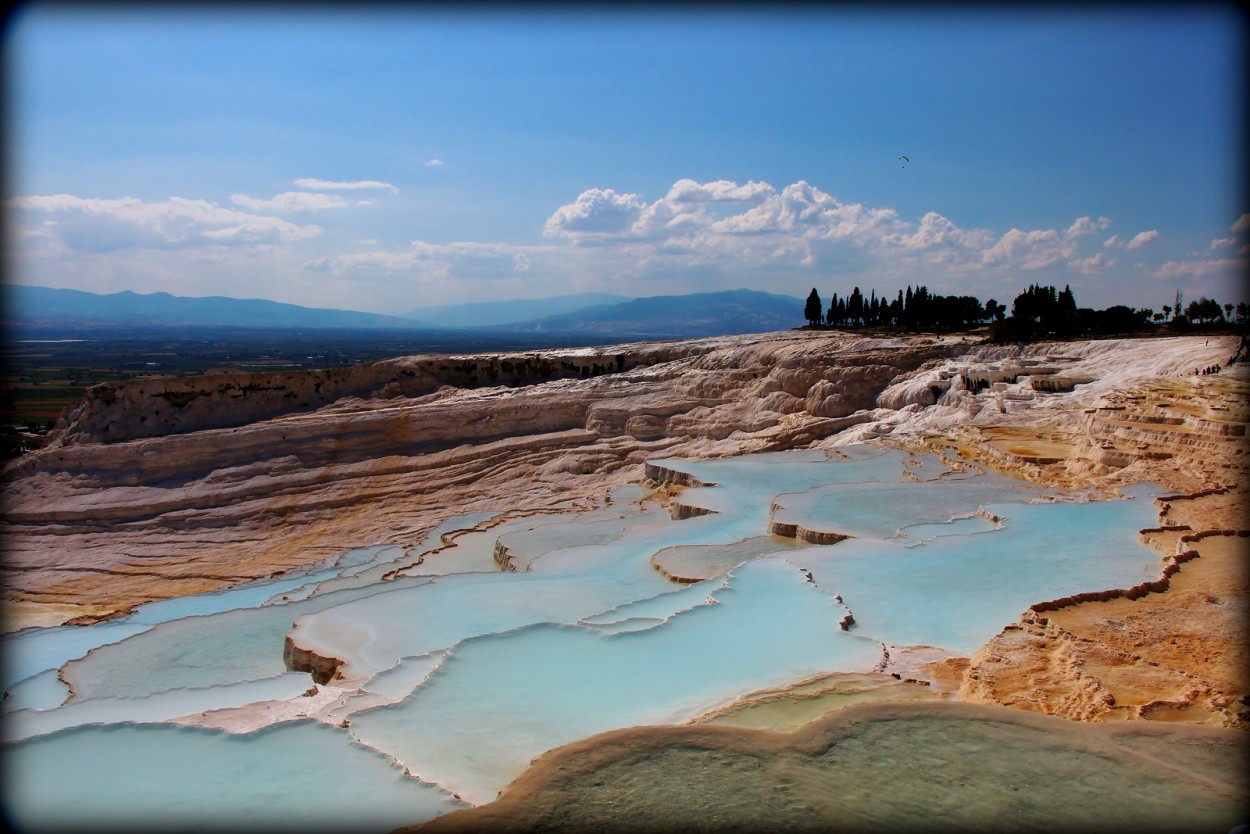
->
[8,194,321,252]
[1064,216,1111,238]
[292,178,398,193]
[980,228,1074,269]
[1210,237,1237,249]
[664,178,774,204]
[890,211,994,251]
[540,179,1151,288]
[710,181,903,241]
[1154,258,1243,280]
[1068,251,1115,273]
[542,179,1021,283]
[425,159,445,167]
[306,240,550,278]
[230,192,357,213]
[542,188,649,240]
[19,177,1213,312]
[1125,230,1159,250]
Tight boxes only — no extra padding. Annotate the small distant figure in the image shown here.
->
[899,155,909,168]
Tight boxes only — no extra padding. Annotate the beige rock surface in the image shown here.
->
[1,330,1245,731]
[959,497,1248,727]
[1,331,955,628]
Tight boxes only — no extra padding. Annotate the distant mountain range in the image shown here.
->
[5,285,805,340]
[492,289,804,339]
[404,293,630,327]
[5,286,417,329]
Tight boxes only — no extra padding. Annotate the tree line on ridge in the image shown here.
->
[802,283,1247,342]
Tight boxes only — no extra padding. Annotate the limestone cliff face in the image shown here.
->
[42,345,702,447]
[1,331,1241,649]
[2,331,953,624]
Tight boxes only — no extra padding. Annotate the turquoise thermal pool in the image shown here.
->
[2,446,1173,831]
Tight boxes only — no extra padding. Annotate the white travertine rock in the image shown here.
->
[2,331,1241,632]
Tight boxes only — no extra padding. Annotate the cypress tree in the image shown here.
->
[804,288,823,326]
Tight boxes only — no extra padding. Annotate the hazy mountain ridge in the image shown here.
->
[496,289,804,338]
[5,285,417,329]
[6,286,804,339]
[404,292,631,327]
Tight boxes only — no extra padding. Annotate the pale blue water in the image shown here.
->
[772,478,1029,539]
[57,574,438,701]
[789,495,1160,653]
[3,672,315,743]
[1,544,412,696]
[2,446,1171,831]
[3,720,466,832]
[1,668,69,712]
[900,514,998,543]
[348,557,883,804]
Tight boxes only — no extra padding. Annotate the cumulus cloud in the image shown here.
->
[1209,237,1237,249]
[55,173,1205,309]
[889,211,994,251]
[299,177,1129,307]
[664,178,774,204]
[1153,258,1243,281]
[709,181,899,240]
[539,178,1145,283]
[8,194,321,252]
[543,188,648,240]
[1125,230,1159,250]
[980,228,1073,269]
[293,178,398,193]
[544,179,921,253]
[969,215,1129,273]
[1232,213,1250,233]
[1069,251,1115,273]
[1064,216,1111,238]
[230,191,358,213]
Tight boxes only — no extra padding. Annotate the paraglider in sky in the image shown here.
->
[899,155,909,167]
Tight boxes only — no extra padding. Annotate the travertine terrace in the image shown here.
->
[2,330,1245,726]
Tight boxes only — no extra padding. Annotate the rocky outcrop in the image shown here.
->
[642,461,714,489]
[42,347,702,447]
[960,485,1249,729]
[283,635,347,686]
[767,498,853,544]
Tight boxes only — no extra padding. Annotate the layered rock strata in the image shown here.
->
[2,331,1244,732]
[960,486,1248,727]
[4,331,960,627]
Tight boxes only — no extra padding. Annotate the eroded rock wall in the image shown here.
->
[1,331,950,625]
[43,345,707,447]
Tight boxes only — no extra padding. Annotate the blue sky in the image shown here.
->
[4,4,1246,315]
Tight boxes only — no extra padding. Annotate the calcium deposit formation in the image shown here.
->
[4,331,1247,727]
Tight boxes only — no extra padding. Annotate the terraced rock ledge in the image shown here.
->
[3,332,1245,734]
